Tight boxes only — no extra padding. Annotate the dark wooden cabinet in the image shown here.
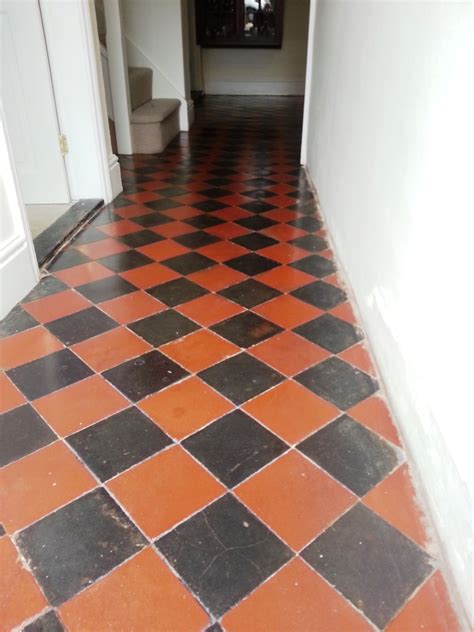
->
[196,0,284,48]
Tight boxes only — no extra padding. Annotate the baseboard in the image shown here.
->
[204,80,305,95]
[108,154,123,200]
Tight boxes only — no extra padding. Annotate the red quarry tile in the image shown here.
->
[220,194,251,206]
[99,291,165,324]
[188,264,246,291]
[33,374,128,436]
[212,207,252,222]
[198,241,249,262]
[255,265,314,292]
[264,196,296,210]
[0,442,95,533]
[22,289,90,324]
[363,463,429,549]
[123,190,159,203]
[222,558,371,632]
[160,206,201,220]
[0,327,63,371]
[205,222,250,240]
[261,223,307,241]
[53,262,114,287]
[348,395,402,446]
[386,570,461,632]
[320,247,334,260]
[98,219,142,237]
[258,242,309,264]
[139,376,232,440]
[243,379,337,444]
[151,221,195,238]
[171,193,207,205]
[72,327,152,372]
[137,239,189,261]
[59,548,210,632]
[267,182,294,195]
[0,373,26,413]
[176,293,244,326]
[115,204,154,219]
[161,329,239,373]
[330,300,358,325]
[340,342,376,375]
[107,445,225,538]
[253,295,323,329]
[236,451,355,550]
[119,262,180,289]
[75,238,129,259]
[0,537,47,631]
[249,331,329,376]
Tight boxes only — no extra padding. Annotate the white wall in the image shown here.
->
[304,1,472,626]
[202,0,310,95]
[122,0,193,130]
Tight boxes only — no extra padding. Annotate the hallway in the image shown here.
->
[0,97,460,631]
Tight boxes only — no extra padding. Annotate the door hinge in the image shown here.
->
[59,134,69,155]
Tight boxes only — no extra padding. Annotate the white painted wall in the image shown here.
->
[303,1,473,626]
[0,109,39,318]
[122,0,192,130]
[201,0,310,95]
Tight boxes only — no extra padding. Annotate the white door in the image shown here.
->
[0,0,70,204]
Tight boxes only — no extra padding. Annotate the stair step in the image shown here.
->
[131,99,181,154]
[128,66,152,111]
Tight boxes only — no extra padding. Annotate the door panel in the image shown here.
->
[1,0,70,204]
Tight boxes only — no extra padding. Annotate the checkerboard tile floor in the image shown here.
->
[0,97,460,631]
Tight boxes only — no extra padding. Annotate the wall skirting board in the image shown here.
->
[204,80,306,96]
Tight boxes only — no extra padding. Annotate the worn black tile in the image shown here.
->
[184,410,288,487]
[241,189,275,200]
[16,488,146,606]
[218,279,280,308]
[147,278,207,307]
[205,177,231,187]
[212,312,282,348]
[155,186,188,197]
[296,357,378,410]
[289,234,327,253]
[131,213,173,228]
[288,217,322,232]
[103,350,188,402]
[162,252,216,275]
[23,611,64,632]
[174,230,219,249]
[73,226,108,246]
[199,352,283,405]
[23,276,68,303]
[128,310,199,346]
[205,624,223,632]
[185,214,224,229]
[197,188,230,199]
[226,253,279,276]
[145,198,182,212]
[232,232,277,251]
[45,307,117,346]
[0,404,56,467]
[290,255,336,278]
[236,215,276,231]
[156,494,292,617]
[193,200,227,213]
[291,280,347,310]
[118,229,164,248]
[48,248,90,272]
[239,200,276,214]
[244,177,276,187]
[301,504,433,628]
[7,349,93,400]
[98,250,154,273]
[67,407,172,481]
[112,196,137,208]
[298,415,399,496]
[0,523,5,536]
[294,314,363,353]
[0,305,38,338]
[76,276,137,303]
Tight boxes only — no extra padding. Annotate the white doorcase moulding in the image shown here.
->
[39,0,122,203]
[0,110,39,318]
[301,0,318,165]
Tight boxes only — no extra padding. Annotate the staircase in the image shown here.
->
[128,66,180,154]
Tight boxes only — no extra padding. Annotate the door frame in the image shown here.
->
[300,0,318,166]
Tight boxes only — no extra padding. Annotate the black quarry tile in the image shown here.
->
[211,311,282,348]
[0,404,56,467]
[294,314,363,353]
[45,307,117,346]
[0,305,38,339]
[128,310,199,347]
[292,280,347,310]
[147,278,207,307]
